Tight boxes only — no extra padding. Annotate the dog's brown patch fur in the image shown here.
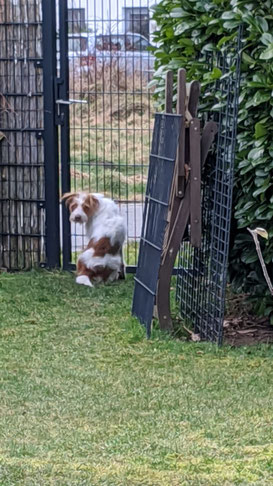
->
[82,194,99,218]
[61,192,78,208]
[77,237,121,284]
[87,237,120,257]
[77,260,114,282]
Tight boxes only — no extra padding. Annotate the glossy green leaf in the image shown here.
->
[255,122,267,138]
[165,27,174,38]
[241,253,258,264]
[221,11,238,20]
[248,147,264,160]
[260,44,273,60]
[253,91,271,105]
[174,22,196,35]
[170,7,185,18]
[256,16,269,33]
[223,20,240,29]
[252,186,269,198]
[242,52,256,65]
[261,33,273,46]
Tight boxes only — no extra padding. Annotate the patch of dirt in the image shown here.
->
[223,294,273,346]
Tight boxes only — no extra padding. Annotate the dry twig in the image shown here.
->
[247,227,273,296]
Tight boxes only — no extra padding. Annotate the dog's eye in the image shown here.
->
[70,203,77,212]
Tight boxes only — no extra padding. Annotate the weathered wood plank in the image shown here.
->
[176,68,186,196]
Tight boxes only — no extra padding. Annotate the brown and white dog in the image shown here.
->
[62,192,126,287]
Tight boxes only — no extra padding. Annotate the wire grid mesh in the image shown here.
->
[65,0,156,268]
[176,28,242,344]
[0,0,45,270]
[132,113,181,336]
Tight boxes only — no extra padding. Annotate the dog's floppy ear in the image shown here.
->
[61,192,78,208]
[83,193,99,217]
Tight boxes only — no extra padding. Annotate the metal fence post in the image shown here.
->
[42,0,61,268]
[59,0,72,271]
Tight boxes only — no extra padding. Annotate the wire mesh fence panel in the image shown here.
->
[64,0,156,269]
[132,113,182,336]
[176,29,242,344]
[0,0,45,270]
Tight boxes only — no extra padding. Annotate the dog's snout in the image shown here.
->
[74,215,82,223]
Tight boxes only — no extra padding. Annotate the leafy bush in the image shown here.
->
[151,0,273,321]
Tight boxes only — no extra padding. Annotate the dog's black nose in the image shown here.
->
[74,216,82,223]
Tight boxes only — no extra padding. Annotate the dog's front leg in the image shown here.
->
[76,259,94,287]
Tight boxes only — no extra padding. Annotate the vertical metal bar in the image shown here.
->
[70,0,77,261]
[79,0,83,198]
[117,0,121,203]
[132,0,137,266]
[3,0,11,270]
[189,118,201,248]
[25,1,30,268]
[94,0,99,194]
[101,0,106,197]
[109,0,113,200]
[87,0,91,193]
[59,0,72,270]
[124,5,129,265]
[165,70,173,113]
[42,0,60,268]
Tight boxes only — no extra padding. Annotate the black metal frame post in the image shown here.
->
[59,0,72,270]
[42,0,60,268]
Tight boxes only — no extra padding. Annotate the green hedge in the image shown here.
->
[151,0,273,321]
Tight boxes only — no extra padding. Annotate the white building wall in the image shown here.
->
[67,0,158,36]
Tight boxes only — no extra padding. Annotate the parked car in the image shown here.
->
[65,32,155,78]
[68,32,96,70]
[94,33,155,76]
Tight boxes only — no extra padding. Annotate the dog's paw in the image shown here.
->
[76,275,93,287]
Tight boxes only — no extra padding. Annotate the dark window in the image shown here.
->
[124,7,149,39]
[68,8,86,33]
[130,13,149,38]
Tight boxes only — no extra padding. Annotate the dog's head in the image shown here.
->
[61,192,99,224]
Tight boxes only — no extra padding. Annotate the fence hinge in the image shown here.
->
[36,131,43,140]
[34,59,43,69]
[37,200,45,209]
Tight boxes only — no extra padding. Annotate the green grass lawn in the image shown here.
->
[1,271,273,485]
